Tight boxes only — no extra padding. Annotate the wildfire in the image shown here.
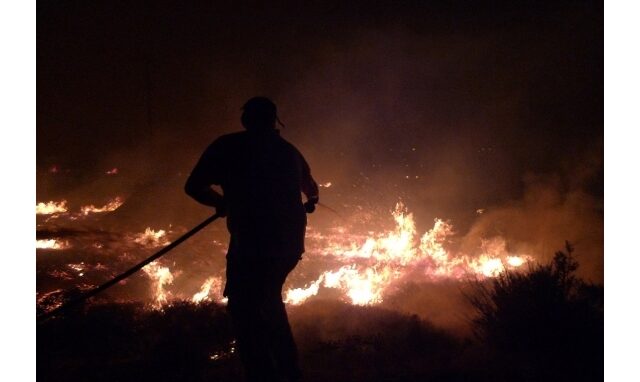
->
[36,238,70,250]
[506,256,526,267]
[35,193,532,311]
[80,197,124,216]
[142,261,174,310]
[133,228,170,248]
[36,200,68,215]
[285,202,530,306]
[469,256,504,277]
[284,278,322,305]
[36,198,125,219]
[192,276,225,304]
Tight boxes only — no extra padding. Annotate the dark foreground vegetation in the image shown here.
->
[38,246,602,382]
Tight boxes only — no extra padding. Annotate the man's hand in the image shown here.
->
[304,201,315,213]
[215,202,228,217]
[304,196,319,214]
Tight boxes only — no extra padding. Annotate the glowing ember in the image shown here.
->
[80,197,124,216]
[36,200,68,215]
[36,238,70,250]
[67,263,86,277]
[133,228,170,248]
[37,289,65,311]
[209,340,237,361]
[142,261,174,309]
[285,202,531,305]
[47,269,74,280]
[105,168,119,175]
[192,276,224,304]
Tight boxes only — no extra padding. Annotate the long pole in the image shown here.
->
[37,213,221,323]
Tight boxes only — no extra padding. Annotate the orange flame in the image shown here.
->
[192,276,226,304]
[36,238,70,250]
[80,197,123,216]
[285,202,530,305]
[142,261,174,309]
[36,200,68,215]
[133,228,170,248]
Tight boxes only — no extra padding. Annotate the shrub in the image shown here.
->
[466,242,603,381]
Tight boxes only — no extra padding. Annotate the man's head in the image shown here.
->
[241,97,278,131]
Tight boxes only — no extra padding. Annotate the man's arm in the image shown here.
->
[185,142,226,212]
[299,152,319,204]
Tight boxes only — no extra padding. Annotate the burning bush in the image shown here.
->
[466,242,603,381]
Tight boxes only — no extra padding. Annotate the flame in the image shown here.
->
[320,182,332,188]
[467,238,530,277]
[285,202,531,306]
[133,228,170,248]
[284,278,323,305]
[105,168,119,175]
[36,198,124,218]
[142,261,174,309]
[325,265,392,305]
[36,238,70,250]
[34,194,532,310]
[506,256,526,267]
[36,200,68,215]
[470,256,504,277]
[80,197,123,215]
[192,276,225,304]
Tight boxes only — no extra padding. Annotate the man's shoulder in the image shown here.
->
[207,130,301,156]
[206,131,248,150]
[214,131,248,143]
[269,132,298,151]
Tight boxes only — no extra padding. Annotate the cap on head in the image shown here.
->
[241,97,278,131]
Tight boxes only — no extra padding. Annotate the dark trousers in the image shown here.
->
[225,256,301,382]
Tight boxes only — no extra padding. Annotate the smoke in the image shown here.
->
[459,168,603,281]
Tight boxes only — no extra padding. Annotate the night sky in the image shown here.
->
[37,1,603,278]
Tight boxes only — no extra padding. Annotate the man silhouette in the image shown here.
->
[185,97,319,382]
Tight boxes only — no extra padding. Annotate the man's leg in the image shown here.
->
[264,257,302,382]
[268,297,302,381]
[226,258,279,382]
[228,296,278,382]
